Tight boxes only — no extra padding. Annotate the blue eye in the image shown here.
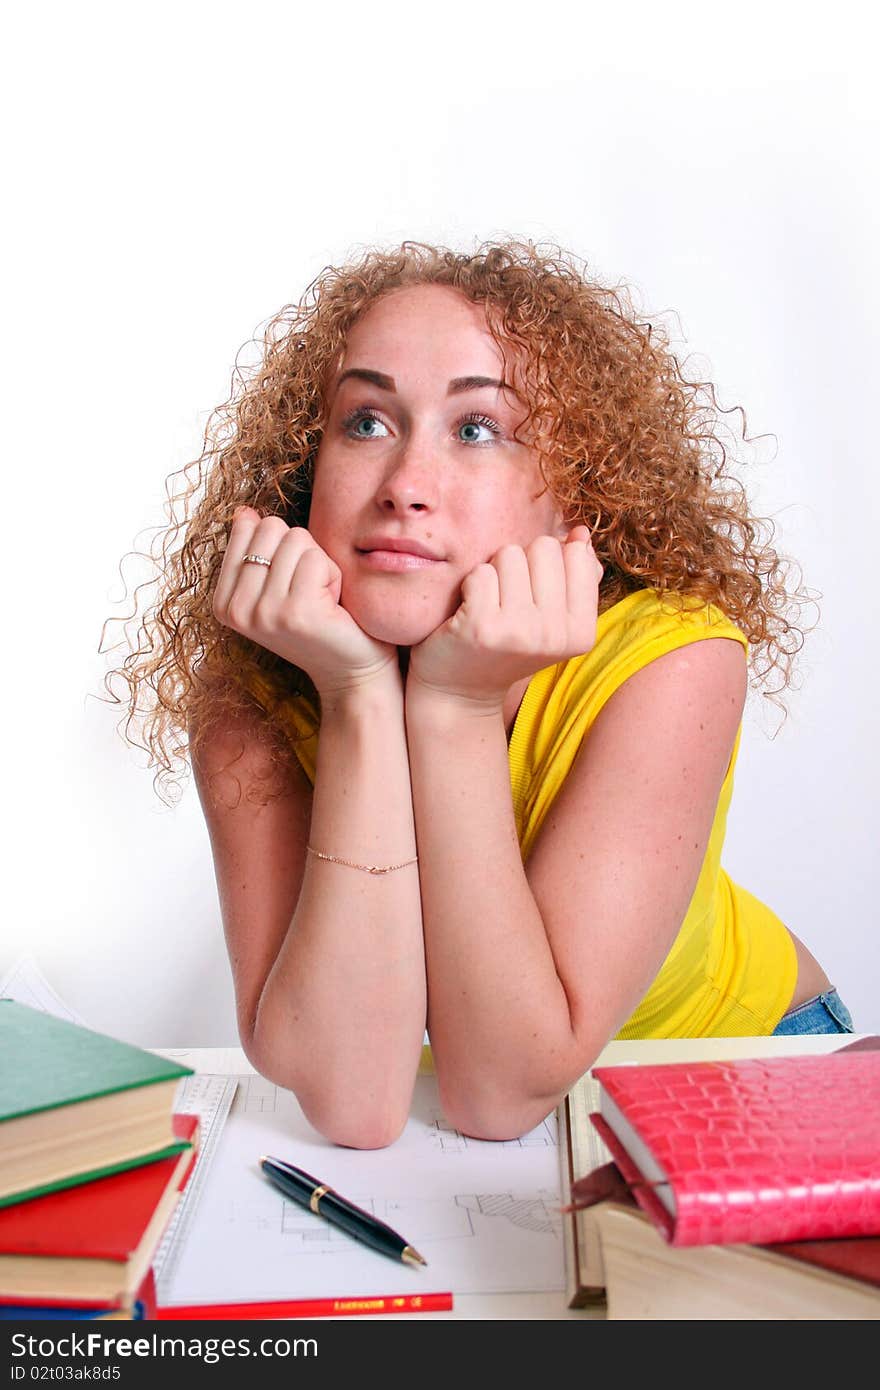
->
[342,409,389,439]
[458,414,501,445]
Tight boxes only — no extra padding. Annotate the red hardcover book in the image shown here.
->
[569,1158,880,1297]
[0,1269,158,1321]
[0,1115,198,1308]
[589,1050,880,1246]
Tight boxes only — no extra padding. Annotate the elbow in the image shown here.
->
[435,1043,603,1143]
[437,1077,560,1143]
[303,1107,407,1152]
[443,1100,556,1143]
[295,1084,411,1151]
[241,1026,410,1151]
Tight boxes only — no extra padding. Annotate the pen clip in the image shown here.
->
[309,1183,331,1214]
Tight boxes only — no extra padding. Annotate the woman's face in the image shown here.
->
[308,284,564,647]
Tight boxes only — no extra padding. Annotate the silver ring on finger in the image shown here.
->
[242,553,272,568]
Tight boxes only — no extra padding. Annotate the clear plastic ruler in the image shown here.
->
[152,1073,238,1299]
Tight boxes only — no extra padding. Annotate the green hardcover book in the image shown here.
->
[0,1001,193,1207]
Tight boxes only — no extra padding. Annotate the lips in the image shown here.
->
[356,535,445,561]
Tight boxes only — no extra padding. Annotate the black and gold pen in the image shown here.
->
[259,1156,427,1267]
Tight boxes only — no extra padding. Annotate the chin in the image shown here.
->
[343,592,453,649]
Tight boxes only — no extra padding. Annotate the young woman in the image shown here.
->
[104,240,852,1148]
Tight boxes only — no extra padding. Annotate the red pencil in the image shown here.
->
[156,1291,453,1320]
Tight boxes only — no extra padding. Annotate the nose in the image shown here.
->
[374,438,439,514]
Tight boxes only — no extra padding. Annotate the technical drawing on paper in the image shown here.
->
[455,1191,561,1236]
[206,1184,561,1259]
[232,1073,282,1113]
[158,1071,567,1304]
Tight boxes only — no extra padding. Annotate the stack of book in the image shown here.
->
[558,1038,880,1319]
[0,1000,199,1319]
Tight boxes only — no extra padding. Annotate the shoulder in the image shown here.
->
[592,634,747,743]
[518,588,747,743]
[550,588,746,715]
[592,589,748,731]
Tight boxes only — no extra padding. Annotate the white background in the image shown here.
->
[3,2,877,1043]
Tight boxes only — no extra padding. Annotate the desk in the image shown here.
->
[152,1033,855,1321]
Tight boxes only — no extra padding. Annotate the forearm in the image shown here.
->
[254,675,426,1147]
[405,689,580,1138]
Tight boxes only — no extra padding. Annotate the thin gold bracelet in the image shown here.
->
[306,845,419,875]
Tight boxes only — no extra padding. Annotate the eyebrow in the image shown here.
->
[334,368,518,397]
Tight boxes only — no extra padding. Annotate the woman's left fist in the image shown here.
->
[407,526,603,709]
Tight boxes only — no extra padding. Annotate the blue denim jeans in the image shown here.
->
[772,987,855,1035]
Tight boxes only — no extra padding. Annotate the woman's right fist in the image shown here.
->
[212,508,398,695]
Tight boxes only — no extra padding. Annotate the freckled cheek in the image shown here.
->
[482,501,548,554]
[308,483,363,553]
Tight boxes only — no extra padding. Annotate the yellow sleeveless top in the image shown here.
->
[279,588,797,1039]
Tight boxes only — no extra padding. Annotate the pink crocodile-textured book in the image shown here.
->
[590,1049,880,1247]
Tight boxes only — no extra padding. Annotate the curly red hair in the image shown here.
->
[100,238,815,804]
